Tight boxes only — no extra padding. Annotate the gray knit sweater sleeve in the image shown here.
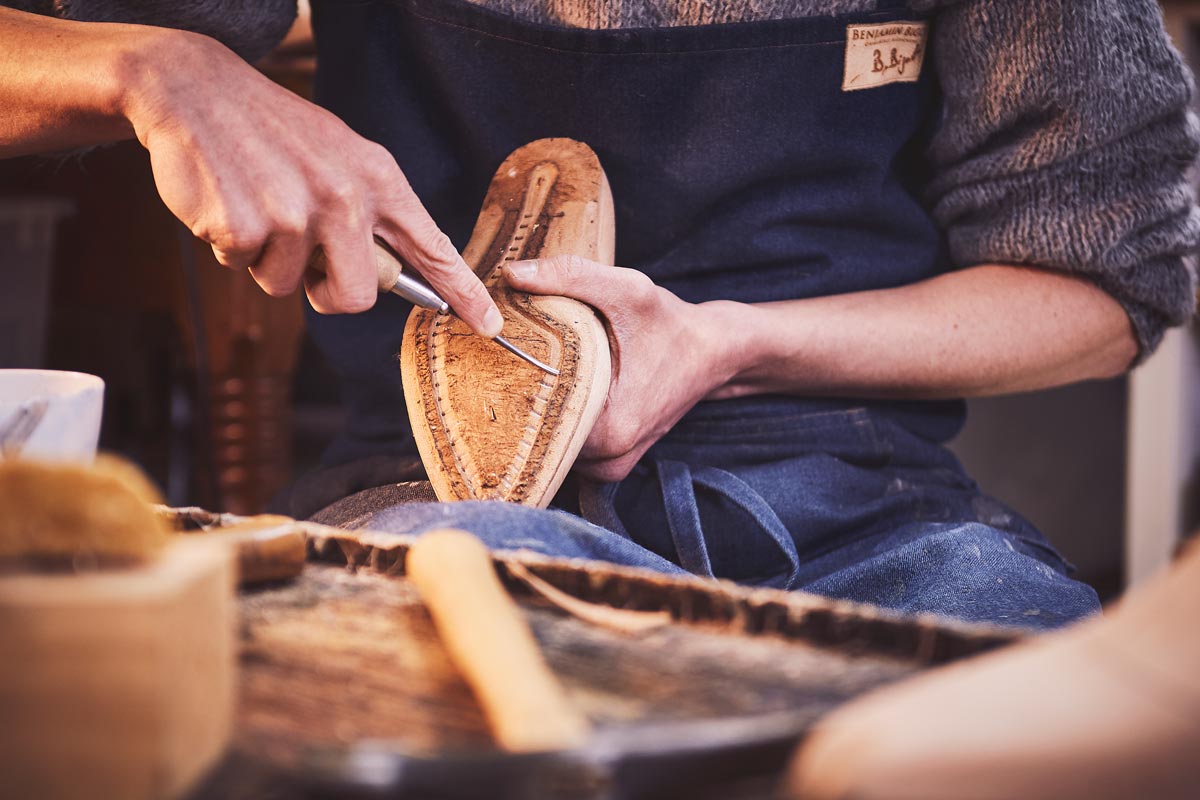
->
[915,0,1200,360]
[6,0,296,62]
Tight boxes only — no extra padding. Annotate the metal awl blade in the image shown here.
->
[493,335,560,377]
[384,271,559,376]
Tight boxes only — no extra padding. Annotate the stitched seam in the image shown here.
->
[402,7,907,56]
[428,316,481,490]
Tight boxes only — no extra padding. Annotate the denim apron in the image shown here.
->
[307,0,1101,629]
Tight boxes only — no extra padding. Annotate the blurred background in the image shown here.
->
[1,1,1196,602]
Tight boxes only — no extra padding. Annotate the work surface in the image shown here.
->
[194,523,1018,799]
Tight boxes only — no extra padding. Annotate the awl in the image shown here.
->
[313,240,560,377]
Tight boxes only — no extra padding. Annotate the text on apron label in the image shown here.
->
[842,22,927,92]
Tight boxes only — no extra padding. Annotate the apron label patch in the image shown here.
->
[842,21,927,92]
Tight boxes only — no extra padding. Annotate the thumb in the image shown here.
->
[504,260,662,316]
[504,255,641,309]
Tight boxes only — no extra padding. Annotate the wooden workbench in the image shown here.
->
[183,515,1017,799]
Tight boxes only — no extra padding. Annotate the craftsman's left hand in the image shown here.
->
[504,256,735,482]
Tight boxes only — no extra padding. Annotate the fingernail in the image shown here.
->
[505,259,538,281]
[483,306,504,338]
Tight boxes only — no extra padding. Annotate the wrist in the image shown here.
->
[113,27,215,146]
[698,299,823,400]
[691,299,772,398]
[0,11,209,155]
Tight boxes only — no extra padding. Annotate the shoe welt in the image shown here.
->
[401,138,614,507]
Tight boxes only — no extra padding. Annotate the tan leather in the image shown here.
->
[401,138,614,507]
[787,541,1200,800]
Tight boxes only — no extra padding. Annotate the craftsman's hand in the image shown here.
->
[124,30,502,334]
[504,256,738,482]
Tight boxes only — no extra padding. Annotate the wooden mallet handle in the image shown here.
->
[406,529,590,753]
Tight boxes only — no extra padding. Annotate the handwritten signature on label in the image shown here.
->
[843,21,928,92]
[873,43,925,77]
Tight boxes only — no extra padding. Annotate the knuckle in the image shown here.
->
[456,284,492,315]
[221,227,267,255]
[362,142,397,177]
[417,227,458,268]
[319,174,360,208]
[190,219,213,243]
[451,267,488,297]
[271,208,309,239]
[629,269,655,294]
[594,419,639,459]
[625,269,657,305]
[201,210,266,253]
[192,214,229,248]
[610,432,640,458]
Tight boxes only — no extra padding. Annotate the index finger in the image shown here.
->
[376,191,502,338]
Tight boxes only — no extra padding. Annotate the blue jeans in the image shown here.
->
[345,398,1100,632]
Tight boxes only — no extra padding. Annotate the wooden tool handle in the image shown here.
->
[308,238,404,293]
[406,529,591,753]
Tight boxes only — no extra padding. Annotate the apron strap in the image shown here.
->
[578,479,634,541]
[658,460,715,576]
[656,459,803,589]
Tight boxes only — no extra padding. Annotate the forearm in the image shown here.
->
[923,0,1198,359]
[1,4,498,327]
[708,264,1138,401]
[0,6,164,156]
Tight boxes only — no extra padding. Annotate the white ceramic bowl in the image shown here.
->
[0,369,104,462]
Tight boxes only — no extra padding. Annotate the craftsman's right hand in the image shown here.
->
[123,29,502,335]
